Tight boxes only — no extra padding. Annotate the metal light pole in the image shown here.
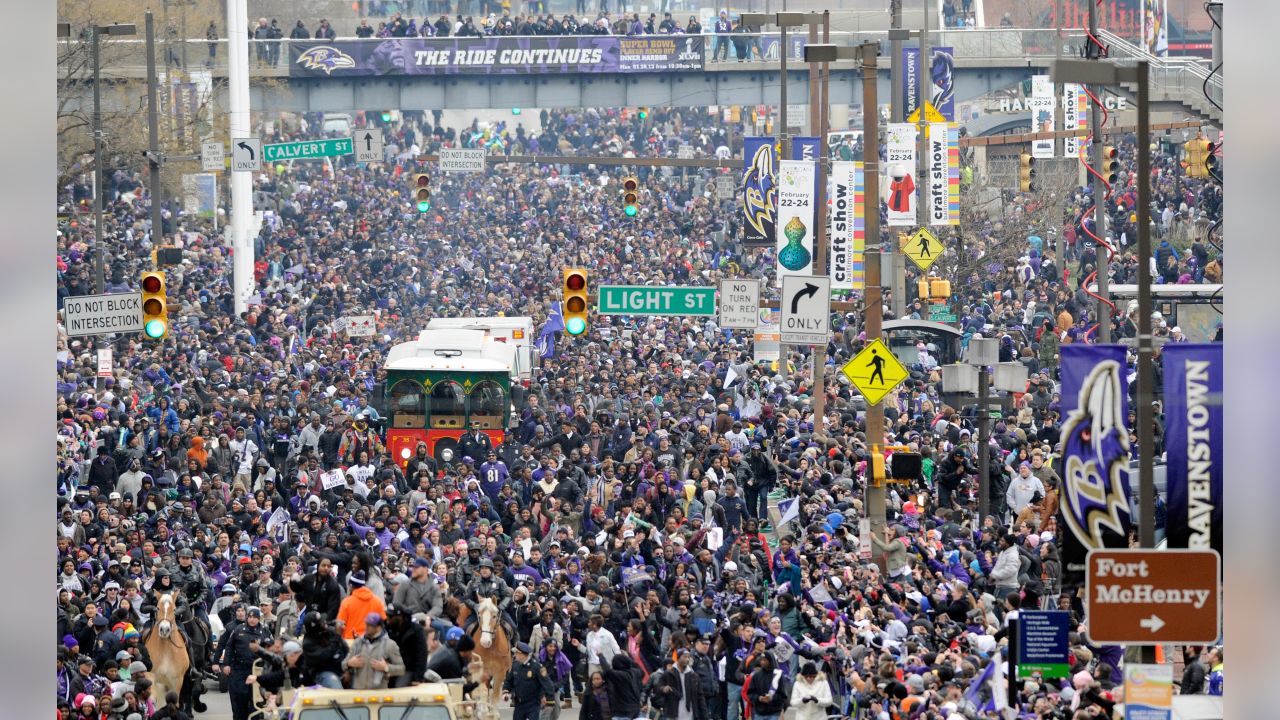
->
[1086,0,1111,342]
[943,346,1028,521]
[741,12,822,159]
[89,22,138,296]
[145,13,164,256]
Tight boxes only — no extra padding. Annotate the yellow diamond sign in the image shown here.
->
[901,227,943,271]
[907,101,946,124]
[841,339,909,407]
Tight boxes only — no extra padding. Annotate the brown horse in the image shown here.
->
[143,594,190,704]
[464,598,511,702]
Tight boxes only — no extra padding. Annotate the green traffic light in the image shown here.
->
[381,112,392,122]
[144,319,167,339]
[512,108,522,115]
[638,109,648,119]
[624,204,638,217]
[417,200,431,212]
[565,316,587,336]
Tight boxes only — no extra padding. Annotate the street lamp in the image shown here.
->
[87,22,138,296]
[1051,58,1156,551]
[941,337,1028,519]
[740,12,820,159]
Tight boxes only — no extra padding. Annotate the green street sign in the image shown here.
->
[930,312,957,322]
[597,285,716,316]
[264,137,353,162]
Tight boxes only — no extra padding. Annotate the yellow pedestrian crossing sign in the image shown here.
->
[841,339,909,407]
[901,227,943,271]
[907,101,946,124]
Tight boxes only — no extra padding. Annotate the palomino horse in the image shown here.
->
[143,594,190,705]
[459,598,511,703]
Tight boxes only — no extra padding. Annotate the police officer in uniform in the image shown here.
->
[216,606,272,720]
[503,642,554,720]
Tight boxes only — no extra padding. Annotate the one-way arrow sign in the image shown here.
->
[354,129,383,164]
[231,138,261,172]
[780,275,831,346]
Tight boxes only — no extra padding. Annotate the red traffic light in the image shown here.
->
[141,274,163,293]
[415,174,430,188]
[565,272,586,291]
[622,177,638,192]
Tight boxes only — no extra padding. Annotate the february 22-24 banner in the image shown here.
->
[775,159,817,285]
[291,35,704,76]
[1056,344,1134,589]
[829,161,865,293]
[885,123,917,226]
[741,137,777,246]
[1162,344,1223,559]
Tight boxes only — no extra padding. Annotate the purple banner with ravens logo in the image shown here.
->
[741,137,777,247]
[1056,344,1133,591]
[290,36,704,76]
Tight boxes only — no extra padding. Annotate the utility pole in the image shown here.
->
[1087,0,1111,342]
[92,27,105,297]
[228,0,254,315]
[146,12,164,258]
[860,42,887,547]
[809,13,830,431]
[1134,60,1156,665]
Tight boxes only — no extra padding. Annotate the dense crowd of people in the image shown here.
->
[56,104,1222,720]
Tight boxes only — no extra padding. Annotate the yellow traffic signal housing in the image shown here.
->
[140,271,168,340]
[1102,146,1120,184]
[1019,152,1036,192]
[621,176,639,217]
[562,268,589,336]
[412,173,431,212]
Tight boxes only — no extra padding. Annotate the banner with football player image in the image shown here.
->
[774,160,817,284]
[1056,344,1134,590]
[741,137,777,246]
[885,124,917,226]
[1162,344,1223,558]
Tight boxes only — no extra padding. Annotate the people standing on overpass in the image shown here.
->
[713,11,731,62]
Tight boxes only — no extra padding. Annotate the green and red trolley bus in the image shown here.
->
[382,328,515,469]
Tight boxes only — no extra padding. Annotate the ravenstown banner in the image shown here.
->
[1162,344,1223,558]
[903,46,956,121]
[290,36,704,76]
[741,137,777,246]
[1056,344,1133,589]
[775,160,817,284]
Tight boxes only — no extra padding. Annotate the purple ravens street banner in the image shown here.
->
[902,46,956,121]
[1162,344,1223,558]
[1056,344,1133,589]
[741,137,777,247]
[291,36,704,76]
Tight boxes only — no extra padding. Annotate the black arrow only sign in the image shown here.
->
[791,282,819,314]
[364,132,374,151]
[236,141,255,160]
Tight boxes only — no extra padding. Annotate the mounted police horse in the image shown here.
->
[143,594,190,708]
[175,598,211,713]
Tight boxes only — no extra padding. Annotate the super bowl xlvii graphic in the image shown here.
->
[1056,345,1134,590]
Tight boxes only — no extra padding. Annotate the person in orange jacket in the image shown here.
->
[336,571,386,640]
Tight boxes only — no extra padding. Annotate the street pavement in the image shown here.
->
[199,688,582,720]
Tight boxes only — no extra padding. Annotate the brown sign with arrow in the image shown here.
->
[1085,549,1220,645]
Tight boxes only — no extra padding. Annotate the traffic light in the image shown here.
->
[412,173,431,212]
[140,271,168,340]
[562,268,589,336]
[1019,152,1036,192]
[1183,138,1205,178]
[380,111,392,123]
[637,107,649,121]
[1102,145,1120,184]
[1204,139,1219,179]
[621,176,639,217]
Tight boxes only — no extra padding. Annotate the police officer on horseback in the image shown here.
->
[463,558,514,636]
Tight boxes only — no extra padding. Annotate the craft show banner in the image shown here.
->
[1056,344,1134,589]
[829,161,865,293]
[1162,344,1223,559]
[291,36,704,76]
[927,123,960,226]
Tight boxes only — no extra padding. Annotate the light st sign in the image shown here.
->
[718,279,759,329]
[63,293,144,338]
[264,137,353,162]
[597,286,716,316]
[1086,549,1220,645]
[780,275,831,345]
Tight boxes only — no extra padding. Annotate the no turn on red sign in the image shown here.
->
[1085,549,1221,645]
